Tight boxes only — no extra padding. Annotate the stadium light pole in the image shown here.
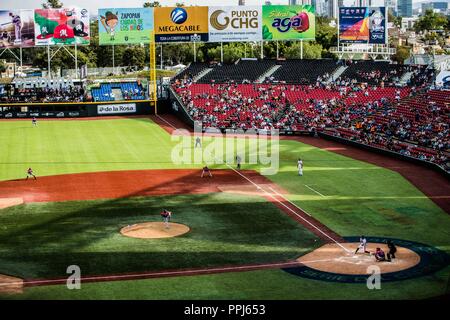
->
[221,42,223,63]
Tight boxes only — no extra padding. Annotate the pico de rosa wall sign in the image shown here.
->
[98,103,136,114]
[262,5,315,41]
[154,6,209,43]
[98,8,154,45]
[208,6,262,42]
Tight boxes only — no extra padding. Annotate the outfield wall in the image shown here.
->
[0,101,157,118]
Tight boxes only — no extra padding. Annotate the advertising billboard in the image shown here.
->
[0,9,35,48]
[98,8,154,45]
[368,7,386,44]
[208,6,262,42]
[154,6,208,43]
[262,5,315,41]
[34,7,90,46]
[339,7,369,43]
[98,103,137,114]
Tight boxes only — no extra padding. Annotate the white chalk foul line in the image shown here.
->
[304,184,326,197]
[156,115,350,254]
[222,164,350,254]
[268,186,312,217]
[155,114,177,129]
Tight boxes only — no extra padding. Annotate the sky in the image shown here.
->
[0,0,433,14]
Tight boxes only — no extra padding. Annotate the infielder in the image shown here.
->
[201,165,212,178]
[354,235,370,254]
[26,167,37,180]
[297,158,303,176]
[160,209,172,229]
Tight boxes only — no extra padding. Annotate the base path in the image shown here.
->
[0,274,23,295]
[0,198,23,210]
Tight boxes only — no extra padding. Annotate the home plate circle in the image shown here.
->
[120,222,190,239]
[297,243,421,275]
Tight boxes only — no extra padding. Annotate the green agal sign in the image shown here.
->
[262,5,315,41]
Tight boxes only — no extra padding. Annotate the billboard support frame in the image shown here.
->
[47,45,51,79]
[194,41,197,63]
[260,41,263,60]
[112,45,115,73]
[0,48,22,74]
[276,41,279,59]
[300,40,303,60]
[46,45,79,79]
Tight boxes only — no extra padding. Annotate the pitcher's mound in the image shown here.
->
[120,222,190,239]
[0,198,23,210]
[298,243,420,275]
[0,274,23,295]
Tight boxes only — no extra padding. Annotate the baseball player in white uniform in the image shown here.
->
[354,235,370,254]
[297,158,303,176]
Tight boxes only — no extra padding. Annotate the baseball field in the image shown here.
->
[0,116,449,299]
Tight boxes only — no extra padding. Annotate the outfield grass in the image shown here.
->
[1,118,448,249]
[1,118,449,299]
[0,193,318,279]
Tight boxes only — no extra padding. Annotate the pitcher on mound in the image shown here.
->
[161,209,172,229]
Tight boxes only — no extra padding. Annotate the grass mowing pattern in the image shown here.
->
[0,118,449,299]
[0,193,318,279]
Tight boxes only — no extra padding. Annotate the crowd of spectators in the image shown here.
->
[173,78,449,171]
[0,85,86,103]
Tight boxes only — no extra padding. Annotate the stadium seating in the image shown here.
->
[340,60,407,85]
[270,59,339,84]
[174,62,210,81]
[198,60,276,84]
[91,82,145,102]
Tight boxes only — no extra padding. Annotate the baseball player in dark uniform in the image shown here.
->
[387,240,397,261]
[26,167,37,180]
[201,165,212,178]
[160,209,172,229]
